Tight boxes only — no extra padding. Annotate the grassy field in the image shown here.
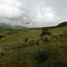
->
[0,23,67,67]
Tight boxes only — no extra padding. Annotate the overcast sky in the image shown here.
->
[0,0,67,27]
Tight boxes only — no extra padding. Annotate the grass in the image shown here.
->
[0,24,67,67]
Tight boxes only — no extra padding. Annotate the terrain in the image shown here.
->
[0,22,67,67]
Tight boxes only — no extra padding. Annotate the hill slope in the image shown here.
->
[0,22,67,67]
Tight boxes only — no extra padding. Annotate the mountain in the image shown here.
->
[0,22,67,29]
[58,22,67,27]
[0,23,25,30]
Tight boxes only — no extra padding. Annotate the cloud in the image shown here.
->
[0,0,22,17]
[0,0,67,27]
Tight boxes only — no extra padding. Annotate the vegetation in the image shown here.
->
[0,22,67,67]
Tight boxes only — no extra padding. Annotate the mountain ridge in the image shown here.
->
[0,22,67,29]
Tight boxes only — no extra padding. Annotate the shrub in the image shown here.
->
[24,38,28,42]
[34,50,48,63]
[28,40,35,46]
[41,28,51,36]
[40,28,51,42]
[35,40,39,44]
[0,52,5,58]
[44,37,49,42]
[0,35,5,38]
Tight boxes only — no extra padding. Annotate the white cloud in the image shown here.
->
[0,0,67,27]
[0,0,22,17]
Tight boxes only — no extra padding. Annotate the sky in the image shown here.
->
[0,0,67,27]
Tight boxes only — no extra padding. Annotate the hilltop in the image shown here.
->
[58,22,67,27]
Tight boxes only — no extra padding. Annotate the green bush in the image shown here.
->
[33,50,48,64]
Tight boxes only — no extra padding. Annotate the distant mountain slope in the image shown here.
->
[0,23,25,30]
[0,22,67,30]
[58,22,67,27]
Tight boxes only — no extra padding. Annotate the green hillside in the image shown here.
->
[0,22,67,67]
